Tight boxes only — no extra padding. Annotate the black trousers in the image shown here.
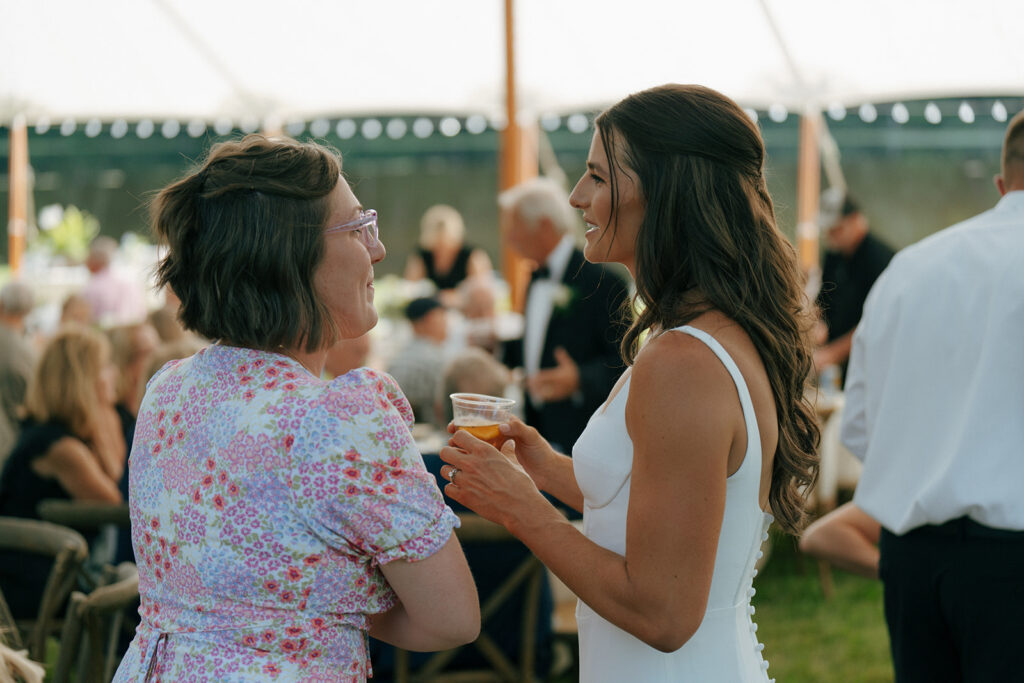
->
[879,518,1024,683]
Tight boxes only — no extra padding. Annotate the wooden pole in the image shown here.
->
[499,0,537,313]
[795,108,821,275]
[7,115,28,275]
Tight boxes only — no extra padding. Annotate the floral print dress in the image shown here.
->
[112,344,458,682]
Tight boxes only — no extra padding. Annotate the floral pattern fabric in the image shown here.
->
[112,344,458,682]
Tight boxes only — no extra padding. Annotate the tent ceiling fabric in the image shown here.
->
[2,0,1023,123]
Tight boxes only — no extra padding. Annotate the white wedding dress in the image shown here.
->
[572,325,774,682]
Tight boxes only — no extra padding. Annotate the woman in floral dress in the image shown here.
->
[113,135,479,682]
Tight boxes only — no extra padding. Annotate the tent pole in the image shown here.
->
[7,115,28,275]
[795,107,821,277]
[499,0,536,314]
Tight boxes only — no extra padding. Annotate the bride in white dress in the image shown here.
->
[439,84,820,682]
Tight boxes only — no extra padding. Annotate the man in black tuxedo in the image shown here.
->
[499,177,629,453]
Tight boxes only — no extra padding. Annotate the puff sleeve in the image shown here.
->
[288,369,458,566]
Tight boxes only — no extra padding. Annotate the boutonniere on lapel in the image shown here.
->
[551,284,578,316]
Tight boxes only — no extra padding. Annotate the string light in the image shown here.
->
[566,113,588,133]
[309,118,330,137]
[161,120,181,138]
[957,102,975,124]
[992,101,1008,122]
[385,118,408,139]
[110,119,129,138]
[465,114,488,134]
[768,104,788,123]
[488,114,508,132]
[439,117,461,137]
[361,118,383,140]
[240,116,260,134]
[827,103,847,121]
[335,119,357,139]
[540,113,561,132]
[891,103,909,124]
[412,117,434,138]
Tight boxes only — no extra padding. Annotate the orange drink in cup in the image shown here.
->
[450,393,515,448]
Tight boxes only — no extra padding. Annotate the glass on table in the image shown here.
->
[449,393,515,449]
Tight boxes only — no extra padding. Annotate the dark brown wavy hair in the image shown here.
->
[595,84,820,534]
[150,134,342,353]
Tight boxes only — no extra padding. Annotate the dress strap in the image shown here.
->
[668,325,763,480]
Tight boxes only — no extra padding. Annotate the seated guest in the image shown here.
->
[60,292,93,328]
[387,297,449,426]
[107,322,161,419]
[436,346,515,426]
[112,135,477,680]
[0,325,125,618]
[456,275,501,354]
[404,204,493,305]
[0,280,37,466]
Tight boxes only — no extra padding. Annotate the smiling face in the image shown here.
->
[569,128,645,276]
[313,179,386,341]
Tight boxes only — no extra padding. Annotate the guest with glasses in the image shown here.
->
[112,135,479,682]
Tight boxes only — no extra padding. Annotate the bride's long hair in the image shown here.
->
[594,84,820,534]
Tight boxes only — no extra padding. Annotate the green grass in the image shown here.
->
[755,532,894,683]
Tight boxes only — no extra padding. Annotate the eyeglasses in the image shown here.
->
[324,209,379,247]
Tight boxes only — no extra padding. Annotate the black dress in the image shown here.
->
[0,418,76,618]
[419,246,474,290]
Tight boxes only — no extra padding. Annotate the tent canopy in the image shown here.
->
[3,0,1023,124]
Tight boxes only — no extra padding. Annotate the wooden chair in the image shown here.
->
[392,514,548,683]
[37,499,131,533]
[52,562,139,683]
[0,516,89,661]
[0,585,22,649]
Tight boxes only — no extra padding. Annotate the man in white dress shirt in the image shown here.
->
[498,177,629,454]
[841,110,1024,683]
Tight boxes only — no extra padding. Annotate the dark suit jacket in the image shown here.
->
[504,248,629,453]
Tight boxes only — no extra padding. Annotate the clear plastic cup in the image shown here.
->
[450,393,515,448]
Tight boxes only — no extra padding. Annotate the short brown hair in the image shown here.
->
[150,135,342,352]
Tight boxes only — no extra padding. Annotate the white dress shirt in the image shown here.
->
[842,191,1024,534]
[523,236,574,383]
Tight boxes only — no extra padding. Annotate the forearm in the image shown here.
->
[532,449,583,512]
[507,508,680,649]
[90,409,126,482]
[815,330,854,370]
[369,600,472,652]
[372,534,479,651]
[802,527,879,579]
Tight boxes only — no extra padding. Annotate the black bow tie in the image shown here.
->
[532,265,551,280]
